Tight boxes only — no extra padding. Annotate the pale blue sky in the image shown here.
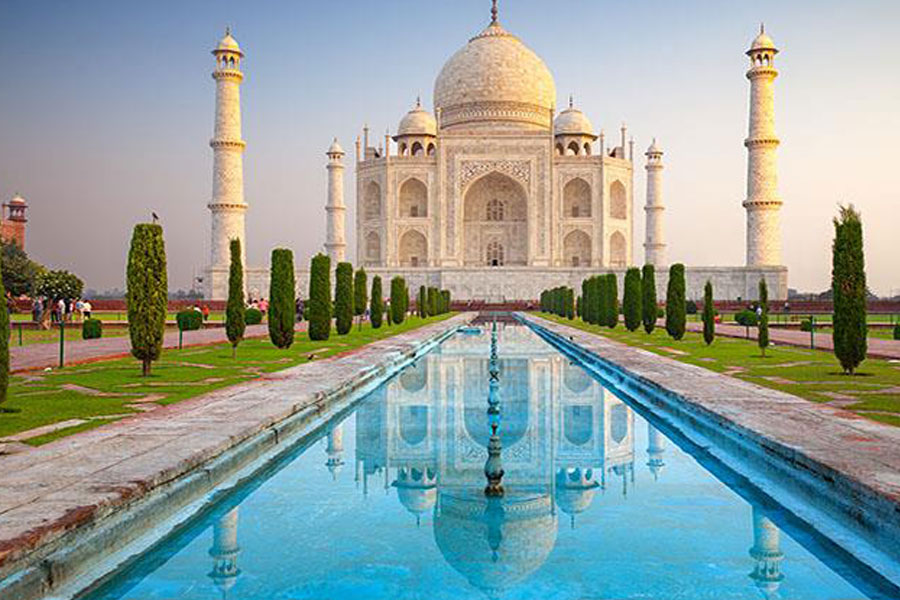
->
[0,0,898,294]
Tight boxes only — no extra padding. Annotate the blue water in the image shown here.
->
[81,323,892,600]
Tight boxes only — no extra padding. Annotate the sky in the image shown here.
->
[0,0,898,296]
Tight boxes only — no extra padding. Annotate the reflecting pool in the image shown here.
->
[82,323,891,599]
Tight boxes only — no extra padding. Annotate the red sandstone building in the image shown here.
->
[1,193,28,249]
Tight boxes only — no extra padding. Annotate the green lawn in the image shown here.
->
[538,313,900,427]
[1,314,452,445]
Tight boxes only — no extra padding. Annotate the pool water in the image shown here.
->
[81,323,891,600]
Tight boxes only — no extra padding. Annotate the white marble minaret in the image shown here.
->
[743,25,782,267]
[748,507,784,599]
[643,139,666,267]
[209,29,247,273]
[325,138,346,263]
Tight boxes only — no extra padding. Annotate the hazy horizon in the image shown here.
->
[1,0,898,296]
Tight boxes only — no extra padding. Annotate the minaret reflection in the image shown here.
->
[208,508,240,599]
[749,506,785,599]
[646,423,666,480]
[325,422,345,480]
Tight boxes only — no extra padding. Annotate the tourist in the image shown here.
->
[65,298,73,322]
[295,298,303,322]
[75,298,85,322]
[32,296,42,323]
[83,299,92,320]
[259,298,268,314]
[201,305,210,321]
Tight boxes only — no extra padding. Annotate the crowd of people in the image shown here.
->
[3,293,94,330]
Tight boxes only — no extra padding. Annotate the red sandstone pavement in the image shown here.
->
[9,324,282,373]
[685,321,900,360]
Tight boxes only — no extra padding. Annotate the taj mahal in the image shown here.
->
[203,2,787,301]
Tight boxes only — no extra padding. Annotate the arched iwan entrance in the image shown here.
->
[609,231,627,267]
[563,230,591,267]
[399,230,427,267]
[463,172,527,266]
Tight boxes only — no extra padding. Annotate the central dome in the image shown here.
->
[434,20,556,132]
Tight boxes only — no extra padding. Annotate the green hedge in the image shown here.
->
[800,319,813,332]
[176,309,202,331]
[245,308,263,325]
[82,318,103,340]
[735,309,758,327]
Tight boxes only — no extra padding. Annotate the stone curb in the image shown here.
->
[0,314,472,600]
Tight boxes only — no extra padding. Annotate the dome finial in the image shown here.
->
[568,94,574,109]
[760,22,765,34]
[491,0,498,24]
[416,95,421,108]
[225,25,231,36]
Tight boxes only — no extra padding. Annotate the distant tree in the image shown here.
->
[665,263,686,340]
[441,290,451,314]
[225,239,246,358]
[1,241,43,297]
[581,278,593,324]
[418,285,428,318]
[36,269,84,301]
[390,277,406,324]
[0,259,8,408]
[832,205,867,374]
[595,276,607,325]
[641,265,657,334]
[308,253,332,341]
[758,278,769,357]
[427,287,439,316]
[575,294,582,318]
[268,248,295,349]
[564,287,575,319]
[606,273,619,328]
[622,268,641,331]
[370,276,383,329]
[702,280,715,346]
[334,262,354,335]
[126,223,168,376]
[354,268,368,330]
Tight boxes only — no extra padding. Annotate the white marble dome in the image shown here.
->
[397,100,437,137]
[215,30,242,54]
[433,20,556,131]
[749,28,776,52]
[554,104,595,137]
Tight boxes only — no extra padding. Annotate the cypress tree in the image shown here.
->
[370,276,383,328]
[334,262,354,335]
[665,263,686,340]
[623,267,642,332]
[565,287,575,319]
[428,287,439,316]
[126,224,168,376]
[390,276,405,324]
[575,295,582,318]
[641,264,657,334]
[758,278,769,357]
[354,268,367,330]
[596,276,607,325]
[0,259,8,407]
[581,278,592,323]
[225,239,245,358]
[308,253,332,341]
[268,248,295,349]
[442,290,450,313]
[418,285,428,317]
[702,280,715,346]
[832,204,867,374]
[607,274,619,328]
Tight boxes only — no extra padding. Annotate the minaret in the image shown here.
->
[209,29,247,273]
[208,508,241,599]
[749,506,785,599]
[643,140,666,267]
[743,25,782,267]
[325,423,345,480]
[3,193,28,250]
[646,423,666,480]
[325,138,346,263]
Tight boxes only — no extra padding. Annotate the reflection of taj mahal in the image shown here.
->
[203,2,788,301]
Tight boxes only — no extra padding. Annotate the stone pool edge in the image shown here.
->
[520,313,900,586]
[0,313,473,600]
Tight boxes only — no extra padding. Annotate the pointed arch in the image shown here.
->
[610,180,627,219]
[365,231,381,265]
[563,230,591,267]
[399,178,427,218]
[609,231,627,267]
[364,181,382,220]
[563,178,591,218]
[399,229,427,267]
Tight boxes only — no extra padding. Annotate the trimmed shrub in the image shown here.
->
[268,248,295,349]
[565,287,575,319]
[225,239,246,358]
[758,278,769,357]
[894,324,900,340]
[441,290,451,314]
[127,223,168,376]
[370,276,383,329]
[245,307,263,325]
[606,274,618,328]
[427,287,438,316]
[800,319,814,332]
[686,300,699,315]
[390,277,406,324]
[308,253,332,341]
[334,262,354,335]
[832,204,867,374]
[82,318,103,340]
[418,285,428,318]
[354,268,368,330]
[665,263,686,340]
[641,265,657,334]
[702,281,715,346]
[176,309,202,331]
[735,309,758,327]
[623,268,642,332]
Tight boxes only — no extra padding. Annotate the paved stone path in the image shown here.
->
[685,321,900,359]
[524,314,900,583]
[9,324,278,373]
[0,314,471,597]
